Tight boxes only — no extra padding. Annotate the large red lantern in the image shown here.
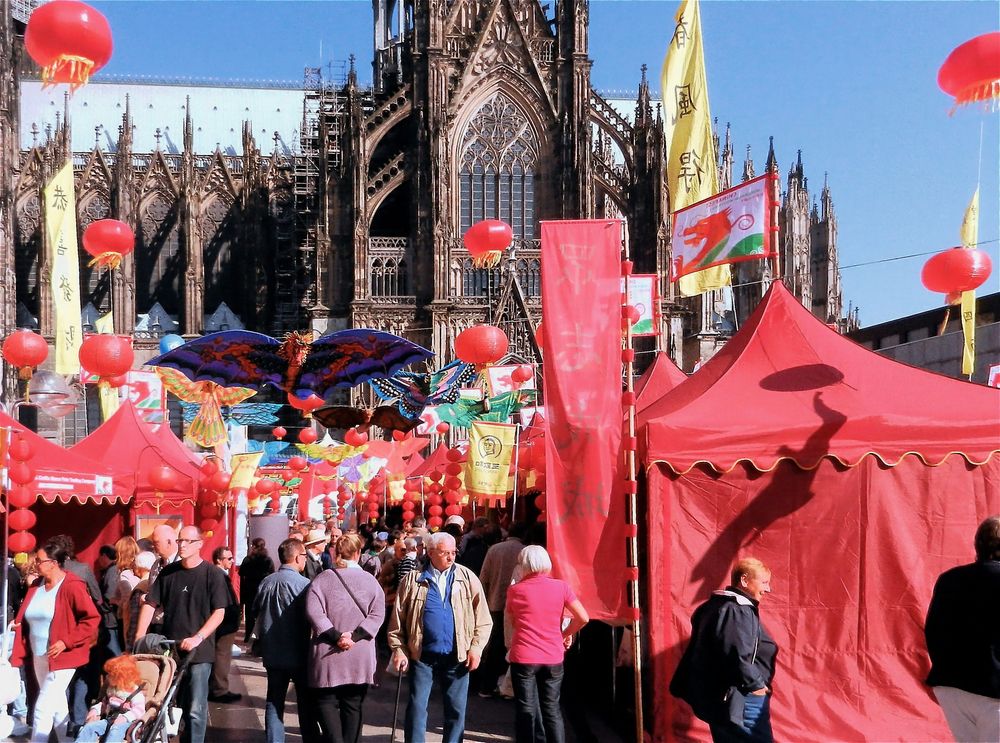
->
[938,32,1000,110]
[79,334,133,382]
[8,461,35,486]
[148,464,179,492]
[288,392,324,418]
[463,219,513,268]
[8,531,36,555]
[207,470,232,492]
[25,0,113,91]
[7,509,37,532]
[82,219,134,270]
[2,329,48,379]
[7,487,35,510]
[454,325,508,365]
[921,247,993,294]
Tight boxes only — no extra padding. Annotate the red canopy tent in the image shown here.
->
[639,282,1000,742]
[635,352,687,415]
[0,409,133,564]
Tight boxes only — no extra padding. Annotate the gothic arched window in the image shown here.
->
[459,92,538,240]
[202,197,240,313]
[14,194,42,320]
[136,194,182,316]
[371,257,409,297]
[78,194,112,311]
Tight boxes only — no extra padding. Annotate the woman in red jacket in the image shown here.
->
[10,538,100,742]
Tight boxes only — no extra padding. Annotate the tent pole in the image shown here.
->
[1,426,10,647]
[622,223,644,743]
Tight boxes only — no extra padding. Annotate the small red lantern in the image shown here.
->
[149,464,179,492]
[8,531,36,554]
[200,459,219,477]
[7,487,35,509]
[200,518,218,536]
[8,437,34,462]
[8,461,35,486]
[254,478,277,496]
[446,448,463,463]
[298,428,318,445]
[392,430,407,441]
[288,456,308,472]
[921,247,993,294]
[436,422,450,434]
[463,219,513,268]
[938,32,1000,110]
[2,329,49,380]
[25,0,114,91]
[7,509,37,532]
[454,325,508,365]
[82,219,134,270]
[272,426,287,440]
[208,470,232,492]
[79,334,133,381]
[623,305,641,326]
[534,322,544,349]
[345,428,368,448]
[510,365,533,386]
[428,516,443,530]
[288,392,324,418]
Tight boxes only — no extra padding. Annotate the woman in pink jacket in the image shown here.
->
[10,538,100,742]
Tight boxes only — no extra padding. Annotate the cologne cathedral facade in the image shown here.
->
[1,0,852,394]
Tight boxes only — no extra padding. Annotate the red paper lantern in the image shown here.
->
[8,437,34,462]
[938,32,1000,109]
[272,426,287,440]
[254,478,277,495]
[7,487,35,509]
[436,422,450,434]
[446,448,463,463]
[148,464,179,492]
[200,459,219,477]
[445,462,463,476]
[426,493,443,507]
[428,516,443,529]
[534,322,544,348]
[392,430,407,441]
[24,0,113,90]
[2,329,48,379]
[82,219,134,269]
[8,509,37,532]
[428,470,444,483]
[208,470,232,492]
[107,373,128,388]
[8,461,35,486]
[454,325,508,365]
[445,476,462,491]
[445,504,462,517]
[298,428,318,445]
[510,365,533,385]
[463,219,513,267]
[345,428,368,447]
[79,334,133,380]
[200,518,218,536]
[624,305,641,325]
[921,247,993,294]
[288,392,325,417]
[428,505,444,517]
[199,503,218,520]
[288,456,308,472]
[8,531,36,554]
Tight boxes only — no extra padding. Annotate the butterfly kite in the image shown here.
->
[147,329,434,402]
[156,367,257,448]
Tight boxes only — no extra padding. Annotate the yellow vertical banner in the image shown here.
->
[959,188,979,376]
[44,162,83,374]
[464,421,517,501]
[230,451,265,490]
[94,312,119,420]
[661,0,731,296]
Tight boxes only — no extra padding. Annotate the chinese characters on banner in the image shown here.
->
[541,219,627,621]
[44,162,83,373]
[464,421,516,501]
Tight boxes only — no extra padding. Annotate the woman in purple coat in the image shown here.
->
[305,533,386,743]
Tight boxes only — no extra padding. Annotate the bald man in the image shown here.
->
[136,526,229,743]
[147,524,180,635]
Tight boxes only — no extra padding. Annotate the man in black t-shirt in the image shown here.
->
[136,526,229,743]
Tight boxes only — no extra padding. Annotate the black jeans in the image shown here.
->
[265,667,321,743]
[510,662,565,743]
[314,683,367,743]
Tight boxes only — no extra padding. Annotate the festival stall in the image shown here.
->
[638,282,1000,742]
[635,352,687,415]
[0,409,133,564]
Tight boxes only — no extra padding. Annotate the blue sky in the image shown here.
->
[79,0,998,325]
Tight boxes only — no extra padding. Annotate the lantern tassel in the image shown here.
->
[41,55,97,93]
[87,252,123,270]
[471,251,503,268]
[949,79,1000,115]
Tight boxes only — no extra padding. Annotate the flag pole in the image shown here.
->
[510,422,521,518]
[621,223,644,743]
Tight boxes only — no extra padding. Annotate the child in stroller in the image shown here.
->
[75,655,146,742]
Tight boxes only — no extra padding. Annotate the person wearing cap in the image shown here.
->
[303,530,328,580]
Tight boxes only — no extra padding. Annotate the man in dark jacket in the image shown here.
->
[208,546,242,703]
[925,514,1000,742]
[670,558,778,743]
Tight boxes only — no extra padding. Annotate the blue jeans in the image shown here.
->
[510,663,564,743]
[74,718,130,742]
[181,662,212,743]
[405,652,469,743]
[265,667,320,743]
[709,692,773,743]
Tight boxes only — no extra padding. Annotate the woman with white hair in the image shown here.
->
[505,545,589,743]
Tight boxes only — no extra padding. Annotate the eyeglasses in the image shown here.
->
[221,556,234,562]
[434,550,457,557]
[176,538,203,545]
[35,558,57,566]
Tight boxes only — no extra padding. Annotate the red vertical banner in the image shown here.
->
[541,219,627,621]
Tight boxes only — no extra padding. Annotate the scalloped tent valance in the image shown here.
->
[638,282,1000,473]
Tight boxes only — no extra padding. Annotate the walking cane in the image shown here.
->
[390,669,403,742]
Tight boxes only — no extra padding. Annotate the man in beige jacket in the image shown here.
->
[389,531,492,743]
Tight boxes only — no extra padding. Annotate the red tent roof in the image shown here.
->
[635,352,687,414]
[0,409,132,504]
[71,402,201,507]
[639,282,1000,473]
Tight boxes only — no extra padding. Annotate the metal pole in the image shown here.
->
[1,426,11,644]
[510,423,521,518]
[622,224,645,743]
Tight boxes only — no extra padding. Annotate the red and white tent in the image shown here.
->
[639,282,1000,742]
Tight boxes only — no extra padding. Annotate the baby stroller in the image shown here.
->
[122,635,191,743]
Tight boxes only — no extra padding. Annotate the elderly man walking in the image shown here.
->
[926,515,1000,743]
[135,526,230,743]
[253,537,320,743]
[389,532,493,743]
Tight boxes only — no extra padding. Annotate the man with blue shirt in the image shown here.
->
[252,537,320,743]
[389,532,493,743]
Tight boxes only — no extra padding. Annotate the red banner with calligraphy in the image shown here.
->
[541,220,627,622]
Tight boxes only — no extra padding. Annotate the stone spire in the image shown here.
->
[635,64,652,126]
[742,144,755,182]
